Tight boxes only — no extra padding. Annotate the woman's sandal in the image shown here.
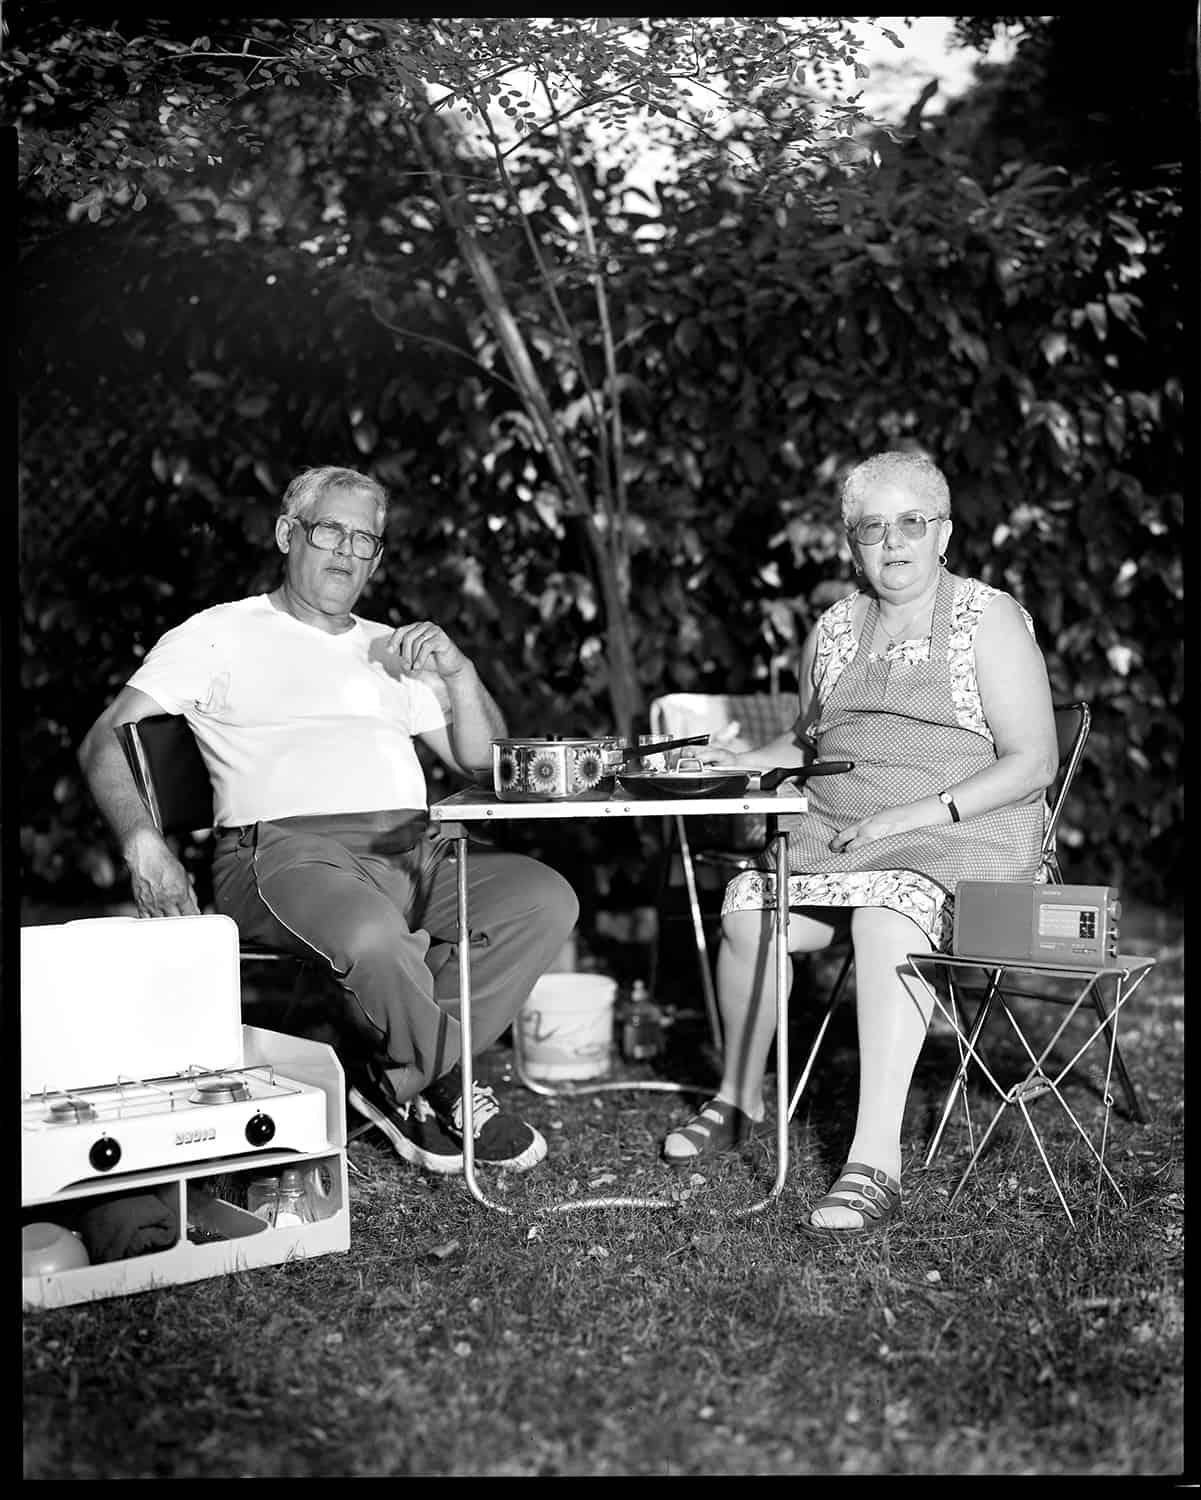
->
[661,1097,759,1165]
[803,1161,903,1237]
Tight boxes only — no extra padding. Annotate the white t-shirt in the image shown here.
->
[126,595,450,824]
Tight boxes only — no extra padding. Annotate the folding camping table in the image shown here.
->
[429,785,808,1217]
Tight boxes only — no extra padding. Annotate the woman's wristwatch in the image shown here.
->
[938,790,961,824]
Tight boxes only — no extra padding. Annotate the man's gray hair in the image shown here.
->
[280,466,388,531]
[840,451,951,525]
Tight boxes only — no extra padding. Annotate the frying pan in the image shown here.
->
[615,760,854,800]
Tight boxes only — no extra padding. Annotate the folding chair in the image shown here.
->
[788,700,1149,1223]
[119,714,377,1144]
[780,703,1109,1124]
[646,689,801,1051]
[118,715,297,969]
[785,702,1151,1170]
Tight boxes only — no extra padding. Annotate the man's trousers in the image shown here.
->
[212,812,579,1102]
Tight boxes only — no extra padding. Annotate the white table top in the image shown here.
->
[429,787,809,822]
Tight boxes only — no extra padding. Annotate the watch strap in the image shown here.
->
[939,791,961,823]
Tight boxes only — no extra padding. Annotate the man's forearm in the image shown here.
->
[78,721,199,916]
[442,664,507,771]
[78,727,165,855]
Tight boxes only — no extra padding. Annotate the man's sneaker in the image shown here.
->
[347,1069,464,1175]
[422,1063,548,1172]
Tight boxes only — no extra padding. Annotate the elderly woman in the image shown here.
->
[662,450,1058,1235]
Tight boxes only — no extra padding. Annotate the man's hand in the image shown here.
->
[123,829,200,918]
[385,621,469,680]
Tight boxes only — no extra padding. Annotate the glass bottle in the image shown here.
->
[272,1167,316,1227]
[620,979,663,1062]
[246,1175,281,1224]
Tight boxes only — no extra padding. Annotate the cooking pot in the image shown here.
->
[615,760,854,800]
[492,734,709,802]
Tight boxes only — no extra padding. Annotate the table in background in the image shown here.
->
[430,786,808,1217]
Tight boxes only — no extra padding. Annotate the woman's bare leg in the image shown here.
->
[810,907,934,1229]
[702,906,840,1117]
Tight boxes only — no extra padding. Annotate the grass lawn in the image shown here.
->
[22,921,1185,1477]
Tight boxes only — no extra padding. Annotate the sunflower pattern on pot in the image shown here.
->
[529,749,565,795]
[570,747,607,793]
[496,748,521,792]
[492,735,705,799]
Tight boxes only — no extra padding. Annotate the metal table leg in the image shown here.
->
[736,817,791,1217]
[440,822,505,1213]
[675,813,724,1054]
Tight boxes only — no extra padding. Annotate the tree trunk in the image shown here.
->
[408,108,644,736]
[583,516,641,738]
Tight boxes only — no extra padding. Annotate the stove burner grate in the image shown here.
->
[189,1076,252,1106]
[45,1097,98,1125]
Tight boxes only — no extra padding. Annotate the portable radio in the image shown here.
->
[952,882,1121,965]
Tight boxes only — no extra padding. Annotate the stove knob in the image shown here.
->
[245,1112,276,1147]
[89,1136,121,1173]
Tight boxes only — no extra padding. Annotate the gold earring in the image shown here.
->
[939,553,947,567]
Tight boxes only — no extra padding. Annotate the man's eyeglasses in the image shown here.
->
[847,511,947,547]
[290,517,384,561]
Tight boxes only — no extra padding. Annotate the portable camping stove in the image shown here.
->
[22,1062,332,1201]
[21,915,335,1204]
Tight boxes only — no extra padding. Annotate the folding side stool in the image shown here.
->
[903,950,1154,1226]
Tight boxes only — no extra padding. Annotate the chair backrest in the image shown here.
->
[119,715,214,837]
[117,715,307,967]
[648,692,799,857]
[648,692,798,752]
[1041,701,1091,881]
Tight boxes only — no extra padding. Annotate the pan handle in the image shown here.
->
[620,733,710,762]
[759,760,854,793]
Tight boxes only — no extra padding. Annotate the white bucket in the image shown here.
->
[517,973,617,1081]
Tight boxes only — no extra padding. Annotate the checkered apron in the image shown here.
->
[723,569,1046,949]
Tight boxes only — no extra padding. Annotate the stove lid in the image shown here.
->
[21,914,244,1096]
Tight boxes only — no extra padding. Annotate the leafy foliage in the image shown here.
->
[11,15,1184,910]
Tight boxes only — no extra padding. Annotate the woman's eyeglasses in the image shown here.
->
[290,517,384,560]
[847,511,947,546]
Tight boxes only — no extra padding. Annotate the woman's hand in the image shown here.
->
[694,746,747,769]
[828,805,918,854]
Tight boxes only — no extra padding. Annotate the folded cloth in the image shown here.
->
[76,1192,179,1263]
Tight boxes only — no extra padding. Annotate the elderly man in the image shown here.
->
[78,464,578,1175]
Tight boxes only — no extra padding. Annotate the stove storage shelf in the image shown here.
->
[22,1147,351,1311]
